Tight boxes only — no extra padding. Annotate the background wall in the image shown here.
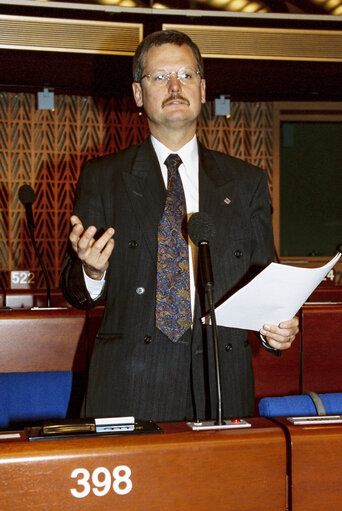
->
[0,93,273,290]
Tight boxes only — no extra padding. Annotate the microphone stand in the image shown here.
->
[188,241,230,430]
[28,224,51,308]
[19,185,52,308]
[206,279,223,426]
[187,241,251,431]
[187,213,251,431]
[199,241,223,426]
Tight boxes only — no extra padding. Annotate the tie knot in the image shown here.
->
[165,153,182,170]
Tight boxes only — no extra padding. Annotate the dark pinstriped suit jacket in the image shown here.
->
[60,136,274,422]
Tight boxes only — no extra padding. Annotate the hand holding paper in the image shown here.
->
[203,252,341,332]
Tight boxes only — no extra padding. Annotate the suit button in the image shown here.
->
[225,343,233,352]
[136,287,145,295]
[234,250,243,258]
[128,240,138,248]
[144,336,152,344]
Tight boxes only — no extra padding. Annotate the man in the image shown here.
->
[61,30,298,422]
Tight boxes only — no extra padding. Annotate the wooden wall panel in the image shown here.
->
[0,93,273,290]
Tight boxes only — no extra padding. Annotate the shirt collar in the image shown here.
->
[151,134,198,173]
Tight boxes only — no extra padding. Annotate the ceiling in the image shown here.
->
[0,0,341,101]
[13,0,342,15]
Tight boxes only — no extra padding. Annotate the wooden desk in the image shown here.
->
[4,289,70,309]
[0,418,286,511]
[276,417,342,511]
[253,302,342,408]
[307,285,342,303]
[301,303,342,393]
[250,330,301,408]
[0,308,86,372]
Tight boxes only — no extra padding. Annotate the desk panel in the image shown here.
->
[0,419,286,511]
[250,330,300,407]
[277,417,342,511]
[0,308,86,372]
[301,303,342,393]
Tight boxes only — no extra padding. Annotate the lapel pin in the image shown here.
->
[224,197,231,205]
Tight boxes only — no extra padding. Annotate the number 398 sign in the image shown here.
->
[70,465,132,499]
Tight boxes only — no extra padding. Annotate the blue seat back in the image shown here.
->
[0,371,72,429]
[259,393,342,417]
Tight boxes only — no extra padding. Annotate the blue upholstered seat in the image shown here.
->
[259,393,342,417]
[0,372,73,429]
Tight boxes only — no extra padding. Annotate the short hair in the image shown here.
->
[132,30,204,83]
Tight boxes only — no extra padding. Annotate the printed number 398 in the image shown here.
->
[70,466,132,498]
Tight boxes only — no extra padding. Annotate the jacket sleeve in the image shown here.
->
[249,169,275,268]
[249,170,282,356]
[60,251,108,310]
[59,157,110,310]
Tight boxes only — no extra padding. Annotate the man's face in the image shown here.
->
[132,43,206,137]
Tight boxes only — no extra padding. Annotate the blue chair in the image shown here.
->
[0,372,73,429]
[259,392,342,417]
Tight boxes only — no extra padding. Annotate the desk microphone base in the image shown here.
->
[187,419,251,431]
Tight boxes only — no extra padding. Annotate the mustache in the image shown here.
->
[162,94,190,108]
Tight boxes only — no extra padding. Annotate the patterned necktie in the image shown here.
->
[155,153,192,342]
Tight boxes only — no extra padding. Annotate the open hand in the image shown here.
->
[69,215,115,280]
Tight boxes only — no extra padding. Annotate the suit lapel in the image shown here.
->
[198,142,237,243]
[122,137,165,263]
[122,139,239,270]
[193,143,239,324]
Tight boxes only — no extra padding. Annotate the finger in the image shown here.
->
[69,215,86,243]
[278,319,295,328]
[76,226,97,257]
[266,337,294,351]
[80,228,114,271]
[261,319,299,338]
[90,228,115,254]
[260,324,297,345]
[70,214,83,228]
[82,238,115,278]
[94,238,115,268]
[279,317,299,332]
[69,221,86,252]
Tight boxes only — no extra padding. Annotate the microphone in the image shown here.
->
[188,212,216,292]
[19,184,35,234]
[19,184,51,308]
[188,212,223,425]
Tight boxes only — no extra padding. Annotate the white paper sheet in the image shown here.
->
[203,252,341,332]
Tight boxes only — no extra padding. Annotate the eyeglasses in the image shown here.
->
[140,67,201,87]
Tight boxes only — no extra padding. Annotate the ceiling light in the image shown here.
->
[242,1,264,12]
[210,0,230,8]
[228,0,249,11]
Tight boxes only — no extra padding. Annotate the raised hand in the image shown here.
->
[69,215,115,280]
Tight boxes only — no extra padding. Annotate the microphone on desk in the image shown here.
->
[188,212,224,426]
[19,184,51,308]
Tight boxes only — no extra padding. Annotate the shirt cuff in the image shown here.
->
[82,266,106,299]
[259,333,282,357]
